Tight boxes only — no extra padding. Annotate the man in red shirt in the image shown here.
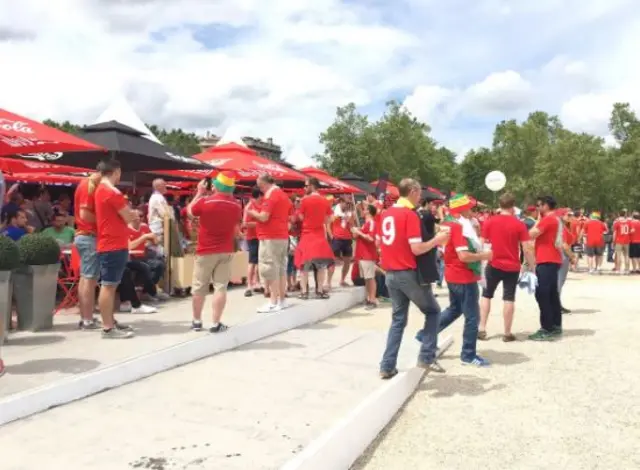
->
[73,171,103,330]
[478,193,535,342]
[613,210,632,274]
[584,211,607,273]
[94,160,136,339]
[352,204,378,309]
[630,212,640,273]
[248,173,293,313]
[242,186,263,297]
[378,179,449,379]
[188,171,241,332]
[328,197,355,288]
[437,194,493,367]
[528,195,563,341]
[295,177,334,299]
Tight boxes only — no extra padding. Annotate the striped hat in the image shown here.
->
[590,211,601,220]
[448,194,474,214]
[213,171,236,193]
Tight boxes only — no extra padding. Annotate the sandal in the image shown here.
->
[315,291,330,299]
[477,331,488,340]
[502,333,516,342]
[298,292,309,300]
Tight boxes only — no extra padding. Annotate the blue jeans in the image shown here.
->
[438,282,480,362]
[98,249,129,286]
[375,272,389,298]
[436,252,444,287]
[380,270,440,372]
[74,235,100,279]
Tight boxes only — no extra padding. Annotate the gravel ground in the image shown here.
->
[352,273,640,470]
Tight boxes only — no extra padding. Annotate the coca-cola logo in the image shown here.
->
[205,158,232,167]
[0,119,34,134]
[17,152,64,161]
[253,161,288,175]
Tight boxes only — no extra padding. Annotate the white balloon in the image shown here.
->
[485,170,506,192]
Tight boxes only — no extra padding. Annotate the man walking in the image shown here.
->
[528,196,563,341]
[378,178,449,380]
[437,194,493,367]
[188,172,241,332]
[247,174,293,313]
[478,193,534,342]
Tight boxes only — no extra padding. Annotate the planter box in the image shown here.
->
[13,263,60,331]
[171,254,194,289]
[0,270,11,345]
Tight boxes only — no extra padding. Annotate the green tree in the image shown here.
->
[147,125,201,156]
[43,119,81,135]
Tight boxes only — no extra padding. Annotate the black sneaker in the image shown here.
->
[244,289,253,297]
[114,321,134,332]
[78,319,101,330]
[209,323,229,333]
[191,320,203,331]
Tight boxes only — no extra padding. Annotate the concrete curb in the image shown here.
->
[0,287,365,427]
[280,335,454,470]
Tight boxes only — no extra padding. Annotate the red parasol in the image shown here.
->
[193,143,306,182]
[5,173,83,185]
[0,157,90,174]
[299,167,364,194]
[0,108,104,157]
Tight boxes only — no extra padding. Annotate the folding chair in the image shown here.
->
[56,245,81,313]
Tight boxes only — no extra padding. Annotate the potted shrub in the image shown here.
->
[13,233,61,331]
[0,236,20,343]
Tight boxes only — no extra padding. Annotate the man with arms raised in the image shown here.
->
[378,178,449,379]
[584,211,607,274]
[94,160,135,339]
[437,194,493,367]
[478,193,535,342]
[247,174,293,313]
[188,172,241,333]
[528,196,563,341]
[295,177,334,299]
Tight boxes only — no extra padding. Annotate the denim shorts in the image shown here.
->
[74,235,100,280]
[98,249,129,286]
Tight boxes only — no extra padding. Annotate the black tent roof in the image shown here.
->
[340,173,376,194]
[55,121,212,172]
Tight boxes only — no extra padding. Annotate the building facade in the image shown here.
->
[199,133,283,162]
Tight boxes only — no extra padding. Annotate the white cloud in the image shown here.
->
[0,0,639,162]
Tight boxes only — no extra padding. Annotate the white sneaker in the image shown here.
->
[257,303,282,313]
[132,304,158,314]
[278,300,290,309]
[119,302,132,313]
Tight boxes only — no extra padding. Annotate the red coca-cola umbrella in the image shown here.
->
[0,157,90,174]
[0,108,104,157]
[299,167,363,194]
[5,173,83,185]
[193,143,306,183]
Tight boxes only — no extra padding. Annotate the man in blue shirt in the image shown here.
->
[2,209,30,241]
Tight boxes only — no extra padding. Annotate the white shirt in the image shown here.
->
[147,191,173,225]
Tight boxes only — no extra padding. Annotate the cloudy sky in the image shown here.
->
[1,0,638,166]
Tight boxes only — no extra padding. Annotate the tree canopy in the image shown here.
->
[315,101,640,212]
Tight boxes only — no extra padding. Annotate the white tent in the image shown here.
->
[216,126,247,147]
[287,145,313,167]
[94,97,162,144]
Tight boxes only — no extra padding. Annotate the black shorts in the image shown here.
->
[247,239,259,265]
[482,265,519,302]
[630,243,640,259]
[332,238,353,258]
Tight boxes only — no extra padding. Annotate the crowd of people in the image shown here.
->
[1,165,639,381]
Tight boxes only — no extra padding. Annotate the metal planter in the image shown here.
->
[0,270,11,344]
[13,263,60,331]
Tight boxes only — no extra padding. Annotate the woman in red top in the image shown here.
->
[242,187,263,297]
[352,204,378,308]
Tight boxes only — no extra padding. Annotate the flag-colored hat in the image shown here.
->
[448,194,474,214]
[590,211,601,220]
[213,170,236,193]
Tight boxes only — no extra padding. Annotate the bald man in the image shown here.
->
[147,179,173,251]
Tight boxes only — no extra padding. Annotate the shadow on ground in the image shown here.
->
[478,349,531,365]
[419,374,507,398]
[127,319,192,336]
[297,322,337,330]
[570,308,600,314]
[4,334,66,347]
[6,358,101,375]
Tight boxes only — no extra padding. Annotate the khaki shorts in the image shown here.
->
[192,253,233,296]
[615,244,630,256]
[259,239,288,281]
[359,260,376,280]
